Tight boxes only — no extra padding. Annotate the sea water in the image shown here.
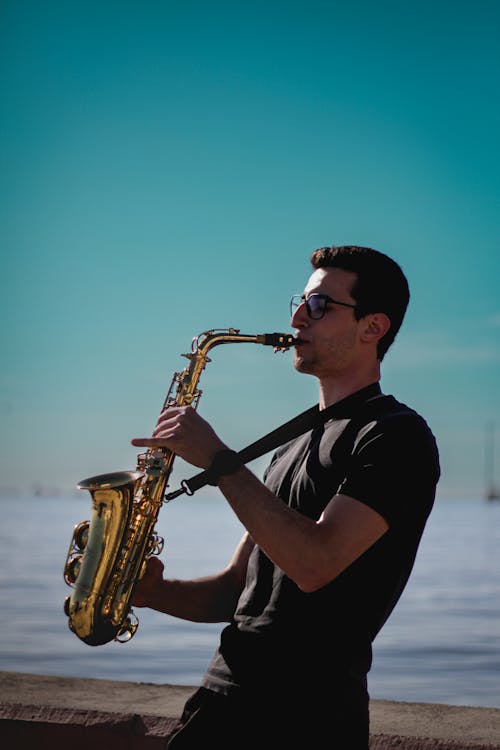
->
[0,491,499,708]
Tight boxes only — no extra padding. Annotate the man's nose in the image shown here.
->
[291,300,308,327]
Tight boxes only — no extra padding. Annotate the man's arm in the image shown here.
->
[217,468,388,592]
[131,531,255,623]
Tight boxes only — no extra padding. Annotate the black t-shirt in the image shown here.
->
[202,383,440,697]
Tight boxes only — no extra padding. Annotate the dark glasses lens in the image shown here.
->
[306,295,329,319]
[290,294,329,320]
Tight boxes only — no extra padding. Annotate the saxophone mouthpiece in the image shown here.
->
[260,332,297,350]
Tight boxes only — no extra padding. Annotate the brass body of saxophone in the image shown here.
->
[63,329,294,646]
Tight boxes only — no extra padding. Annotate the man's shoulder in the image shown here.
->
[368,393,424,421]
[361,394,437,443]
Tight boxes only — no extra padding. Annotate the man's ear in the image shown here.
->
[360,313,391,344]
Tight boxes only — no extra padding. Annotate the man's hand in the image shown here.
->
[131,556,165,608]
[132,405,227,469]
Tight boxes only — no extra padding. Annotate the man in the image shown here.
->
[131,245,440,749]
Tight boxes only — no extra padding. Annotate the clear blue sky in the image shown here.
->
[1,0,499,496]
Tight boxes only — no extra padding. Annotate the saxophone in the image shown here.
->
[63,328,295,646]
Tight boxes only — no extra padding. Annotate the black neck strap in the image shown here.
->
[164,383,382,501]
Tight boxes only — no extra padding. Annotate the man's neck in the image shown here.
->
[318,365,381,410]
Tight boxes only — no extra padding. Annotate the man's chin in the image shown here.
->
[293,354,315,374]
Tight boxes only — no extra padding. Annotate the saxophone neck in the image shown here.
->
[143,329,298,474]
[193,329,297,356]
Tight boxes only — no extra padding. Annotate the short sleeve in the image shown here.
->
[338,413,440,527]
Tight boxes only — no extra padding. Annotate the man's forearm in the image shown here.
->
[146,572,241,623]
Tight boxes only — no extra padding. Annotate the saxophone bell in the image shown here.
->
[64,471,142,646]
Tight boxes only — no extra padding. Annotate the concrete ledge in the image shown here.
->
[1,671,500,749]
[0,703,178,749]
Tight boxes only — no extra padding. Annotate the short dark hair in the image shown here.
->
[310,245,410,360]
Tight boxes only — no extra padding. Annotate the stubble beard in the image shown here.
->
[294,328,358,378]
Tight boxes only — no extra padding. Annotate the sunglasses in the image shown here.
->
[290,293,357,320]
